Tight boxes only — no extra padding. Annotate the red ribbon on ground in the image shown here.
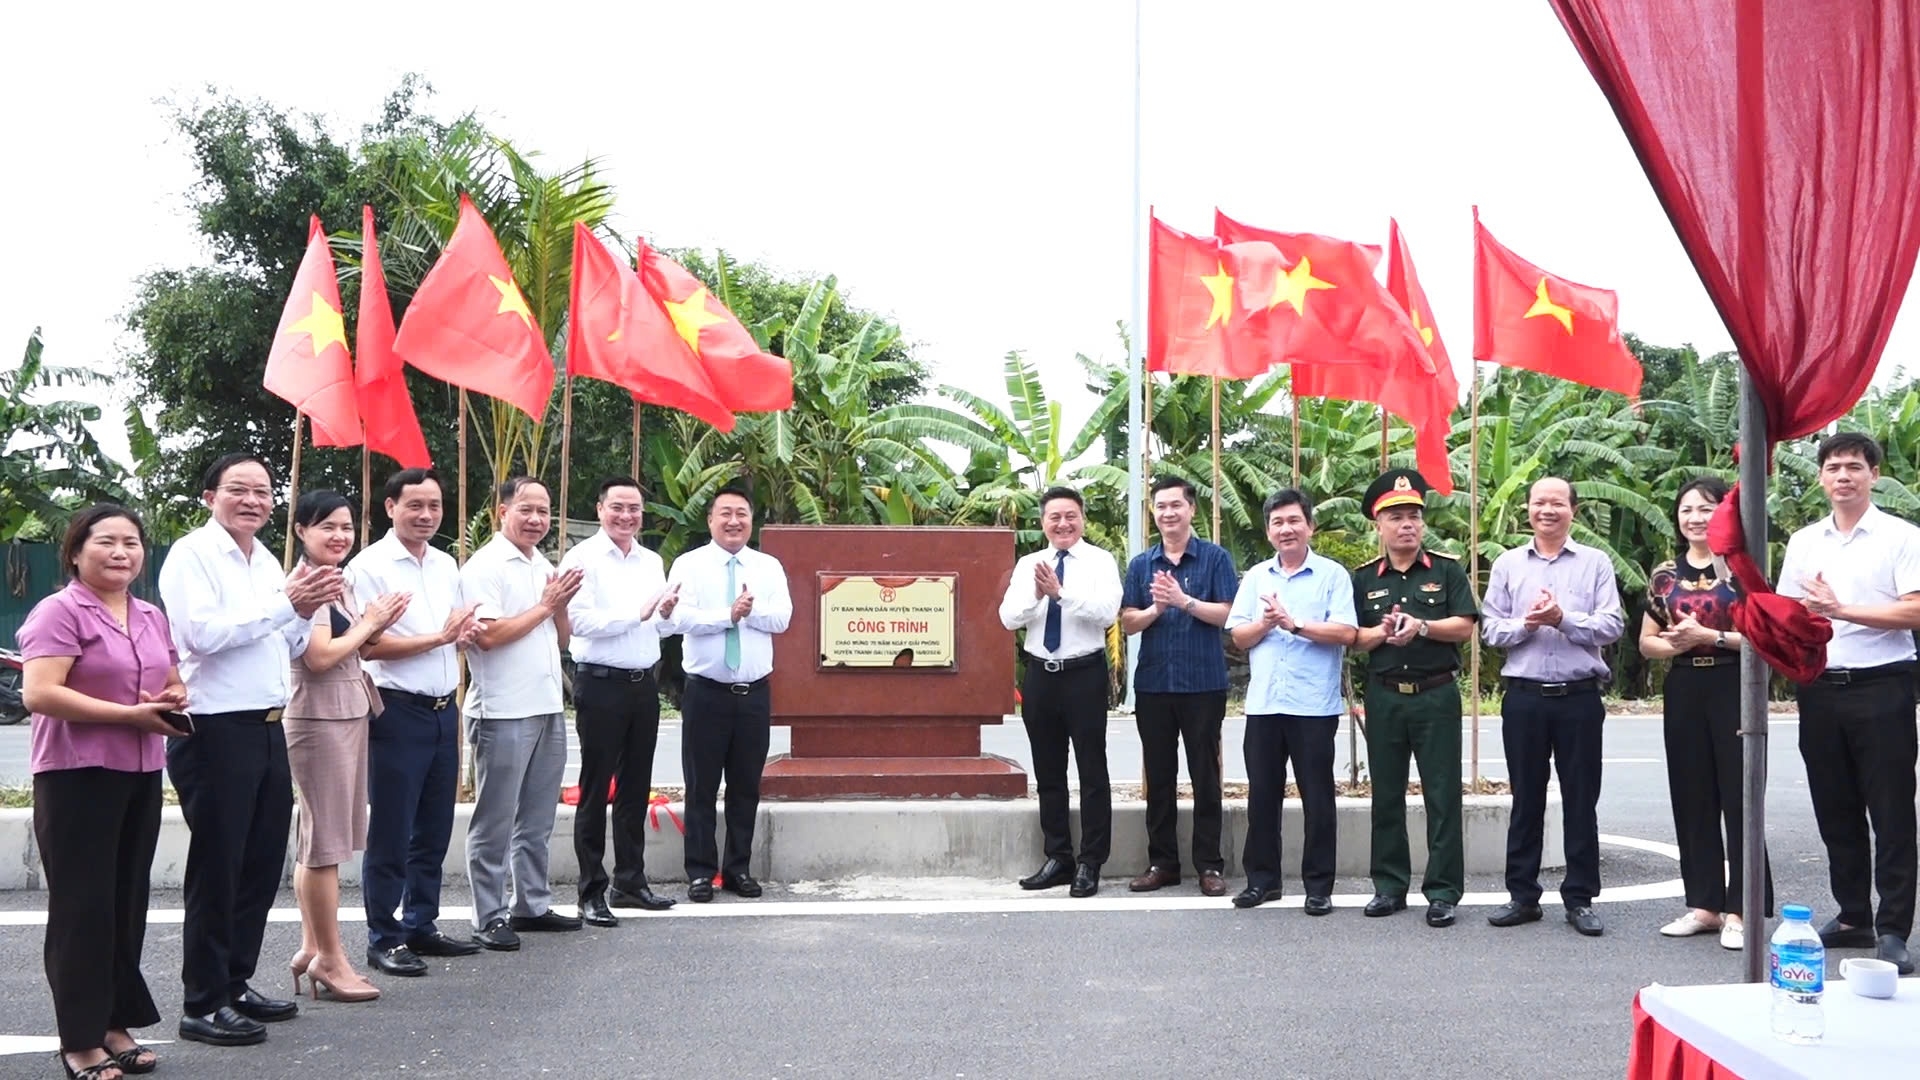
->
[647,790,685,834]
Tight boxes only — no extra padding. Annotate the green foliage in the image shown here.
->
[0,330,127,541]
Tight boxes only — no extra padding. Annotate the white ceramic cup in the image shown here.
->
[1840,956,1899,999]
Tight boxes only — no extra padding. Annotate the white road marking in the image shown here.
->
[0,1037,172,1057]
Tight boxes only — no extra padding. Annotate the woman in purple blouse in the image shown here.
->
[19,505,188,1080]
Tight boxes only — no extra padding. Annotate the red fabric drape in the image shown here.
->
[1548,0,1920,444]
[1627,993,1742,1080]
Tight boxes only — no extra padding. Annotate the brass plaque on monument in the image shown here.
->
[817,573,956,668]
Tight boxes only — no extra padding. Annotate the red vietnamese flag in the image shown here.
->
[263,216,361,446]
[393,194,555,420]
[1147,216,1287,379]
[1385,218,1458,402]
[354,207,431,468]
[567,224,734,431]
[1215,210,1397,366]
[1472,210,1642,398]
[635,242,792,413]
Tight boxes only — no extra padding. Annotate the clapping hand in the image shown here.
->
[1798,572,1841,617]
[1261,593,1297,633]
[542,567,585,613]
[285,562,345,618]
[730,584,755,622]
[1384,604,1420,646]
[647,582,681,620]
[440,603,480,647]
[1034,559,1062,600]
[1660,614,1718,651]
[1149,570,1189,611]
[366,591,412,631]
[1523,588,1563,629]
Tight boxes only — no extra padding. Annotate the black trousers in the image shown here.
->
[1021,660,1111,866]
[362,693,460,952]
[1243,714,1338,896]
[1797,671,1918,937]
[681,675,771,882]
[1664,664,1773,916]
[574,670,662,899]
[1135,691,1225,873]
[33,767,162,1050]
[165,710,293,1017]
[1502,685,1604,907]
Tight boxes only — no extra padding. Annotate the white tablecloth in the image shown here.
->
[1639,978,1920,1079]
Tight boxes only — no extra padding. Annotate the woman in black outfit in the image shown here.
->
[1639,476,1774,950]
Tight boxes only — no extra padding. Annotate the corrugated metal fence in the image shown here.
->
[0,542,171,649]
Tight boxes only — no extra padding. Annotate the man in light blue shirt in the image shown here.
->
[1225,489,1357,911]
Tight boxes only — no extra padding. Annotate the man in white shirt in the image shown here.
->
[997,486,1123,898]
[558,477,681,925]
[460,476,584,950]
[160,453,339,1047]
[1776,432,1920,974]
[658,485,791,902]
[349,468,482,977]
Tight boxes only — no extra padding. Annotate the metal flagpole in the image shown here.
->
[283,412,304,570]
[1123,0,1145,708]
[1468,362,1483,787]
[1210,376,1222,540]
[360,447,371,548]
[1738,369,1770,983]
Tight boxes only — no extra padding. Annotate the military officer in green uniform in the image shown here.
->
[1352,469,1480,928]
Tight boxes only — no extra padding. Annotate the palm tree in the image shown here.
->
[1,330,126,541]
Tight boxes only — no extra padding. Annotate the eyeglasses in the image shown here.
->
[218,486,274,502]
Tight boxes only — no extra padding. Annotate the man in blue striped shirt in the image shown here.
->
[1120,475,1240,896]
[1226,488,1358,911]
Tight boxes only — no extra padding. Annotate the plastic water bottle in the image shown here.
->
[1769,904,1825,1044]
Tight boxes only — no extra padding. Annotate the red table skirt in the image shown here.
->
[1630,992,1743,1080]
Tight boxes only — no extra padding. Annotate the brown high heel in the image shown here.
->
[289,949,315,995]
[306,960,381,1003]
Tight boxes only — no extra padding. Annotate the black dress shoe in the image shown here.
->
[510,910,584,932]
[687,879,715,903]
[1069,864,1100,898]
[407,931,482,957]
[1303,895,1334,916]
[1566,905,1605,937]
[178,1007,266,1047]
[1819,917,1877,949]
[1878,933,1915,974]
[367,944,428,977]
[1426,900,1457,928]
[473,917,521,951]
[608,886,676,911]
[231,986,298,1022]
[1018,858,1075,890]
[1364,894,1408,918]
[580,895,618,927]
[722,874,764,899]
[1232,885,1283,909]
[1487,901,1544,927]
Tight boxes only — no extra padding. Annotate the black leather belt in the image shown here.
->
[579,663,654,683]
[382,689,455,711]
[1373,671,1457,695]
[687,673,767,696]
[1504,676,1606,698]
[1673,653,1738,669]
[1031,652,1106,675]
[1813,661,1915,687]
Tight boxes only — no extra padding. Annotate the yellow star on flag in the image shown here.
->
[665,286,727,354]
[1410,306,1435,347]
[286,291,348,357]
[1524,277,1574,334]
[1200,261,1235,330]
[1268,256,1335,316]
[490,275,535,329]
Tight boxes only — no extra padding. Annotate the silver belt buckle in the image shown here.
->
[729,682,752,696]
[1043,658,1065,673]
[1691,656,1716,668]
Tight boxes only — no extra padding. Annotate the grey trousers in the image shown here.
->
[466,712,567,927]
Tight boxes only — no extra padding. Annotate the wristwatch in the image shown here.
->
[1715,630,1728,649]
[1183,597,1197,613]
[1416,619,1430,638]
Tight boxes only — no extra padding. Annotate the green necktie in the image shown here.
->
[724,555,742,669]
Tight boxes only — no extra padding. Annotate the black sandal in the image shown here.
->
[110,1045,157,1074]
[57,1050,123,1080]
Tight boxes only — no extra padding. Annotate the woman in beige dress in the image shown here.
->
[286,491,408,1002]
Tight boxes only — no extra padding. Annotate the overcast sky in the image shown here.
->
[4,0,1914,469]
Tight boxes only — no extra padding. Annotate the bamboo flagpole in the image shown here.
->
[556,375,574,559]
[360,447,371,547]
[457,391,470,562]
[1290,386,1302,486]
[1210,376,1222,539]
[630,399,642,479]
[1379,403,1390,469]
[1468,362,1483,788]
[283,412,305,569]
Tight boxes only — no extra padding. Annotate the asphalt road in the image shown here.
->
[0,712,1874,1079]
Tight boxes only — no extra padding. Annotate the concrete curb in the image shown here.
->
[0,794,1560,892]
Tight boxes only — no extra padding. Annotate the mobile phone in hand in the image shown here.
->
[160,711,194,736]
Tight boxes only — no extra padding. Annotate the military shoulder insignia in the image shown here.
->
[1429,550,1459,560]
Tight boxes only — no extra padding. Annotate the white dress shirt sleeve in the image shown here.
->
[1057,548,1122,627]
[1775,532,1807,599]
[1225,569,1263,631]
[564,547,656,640]
[742,554,792,634]
[660,550,732,636]
[158,541,298,655]
[461,557,508,622]
[998,553,1045,630]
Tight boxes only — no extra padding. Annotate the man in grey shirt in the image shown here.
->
[1481,477,1624,937]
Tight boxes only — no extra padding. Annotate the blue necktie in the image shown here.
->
[1043,550,1066,653]
[724,555,742,669]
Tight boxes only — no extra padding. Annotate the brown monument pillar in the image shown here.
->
[757,525,1024,798]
